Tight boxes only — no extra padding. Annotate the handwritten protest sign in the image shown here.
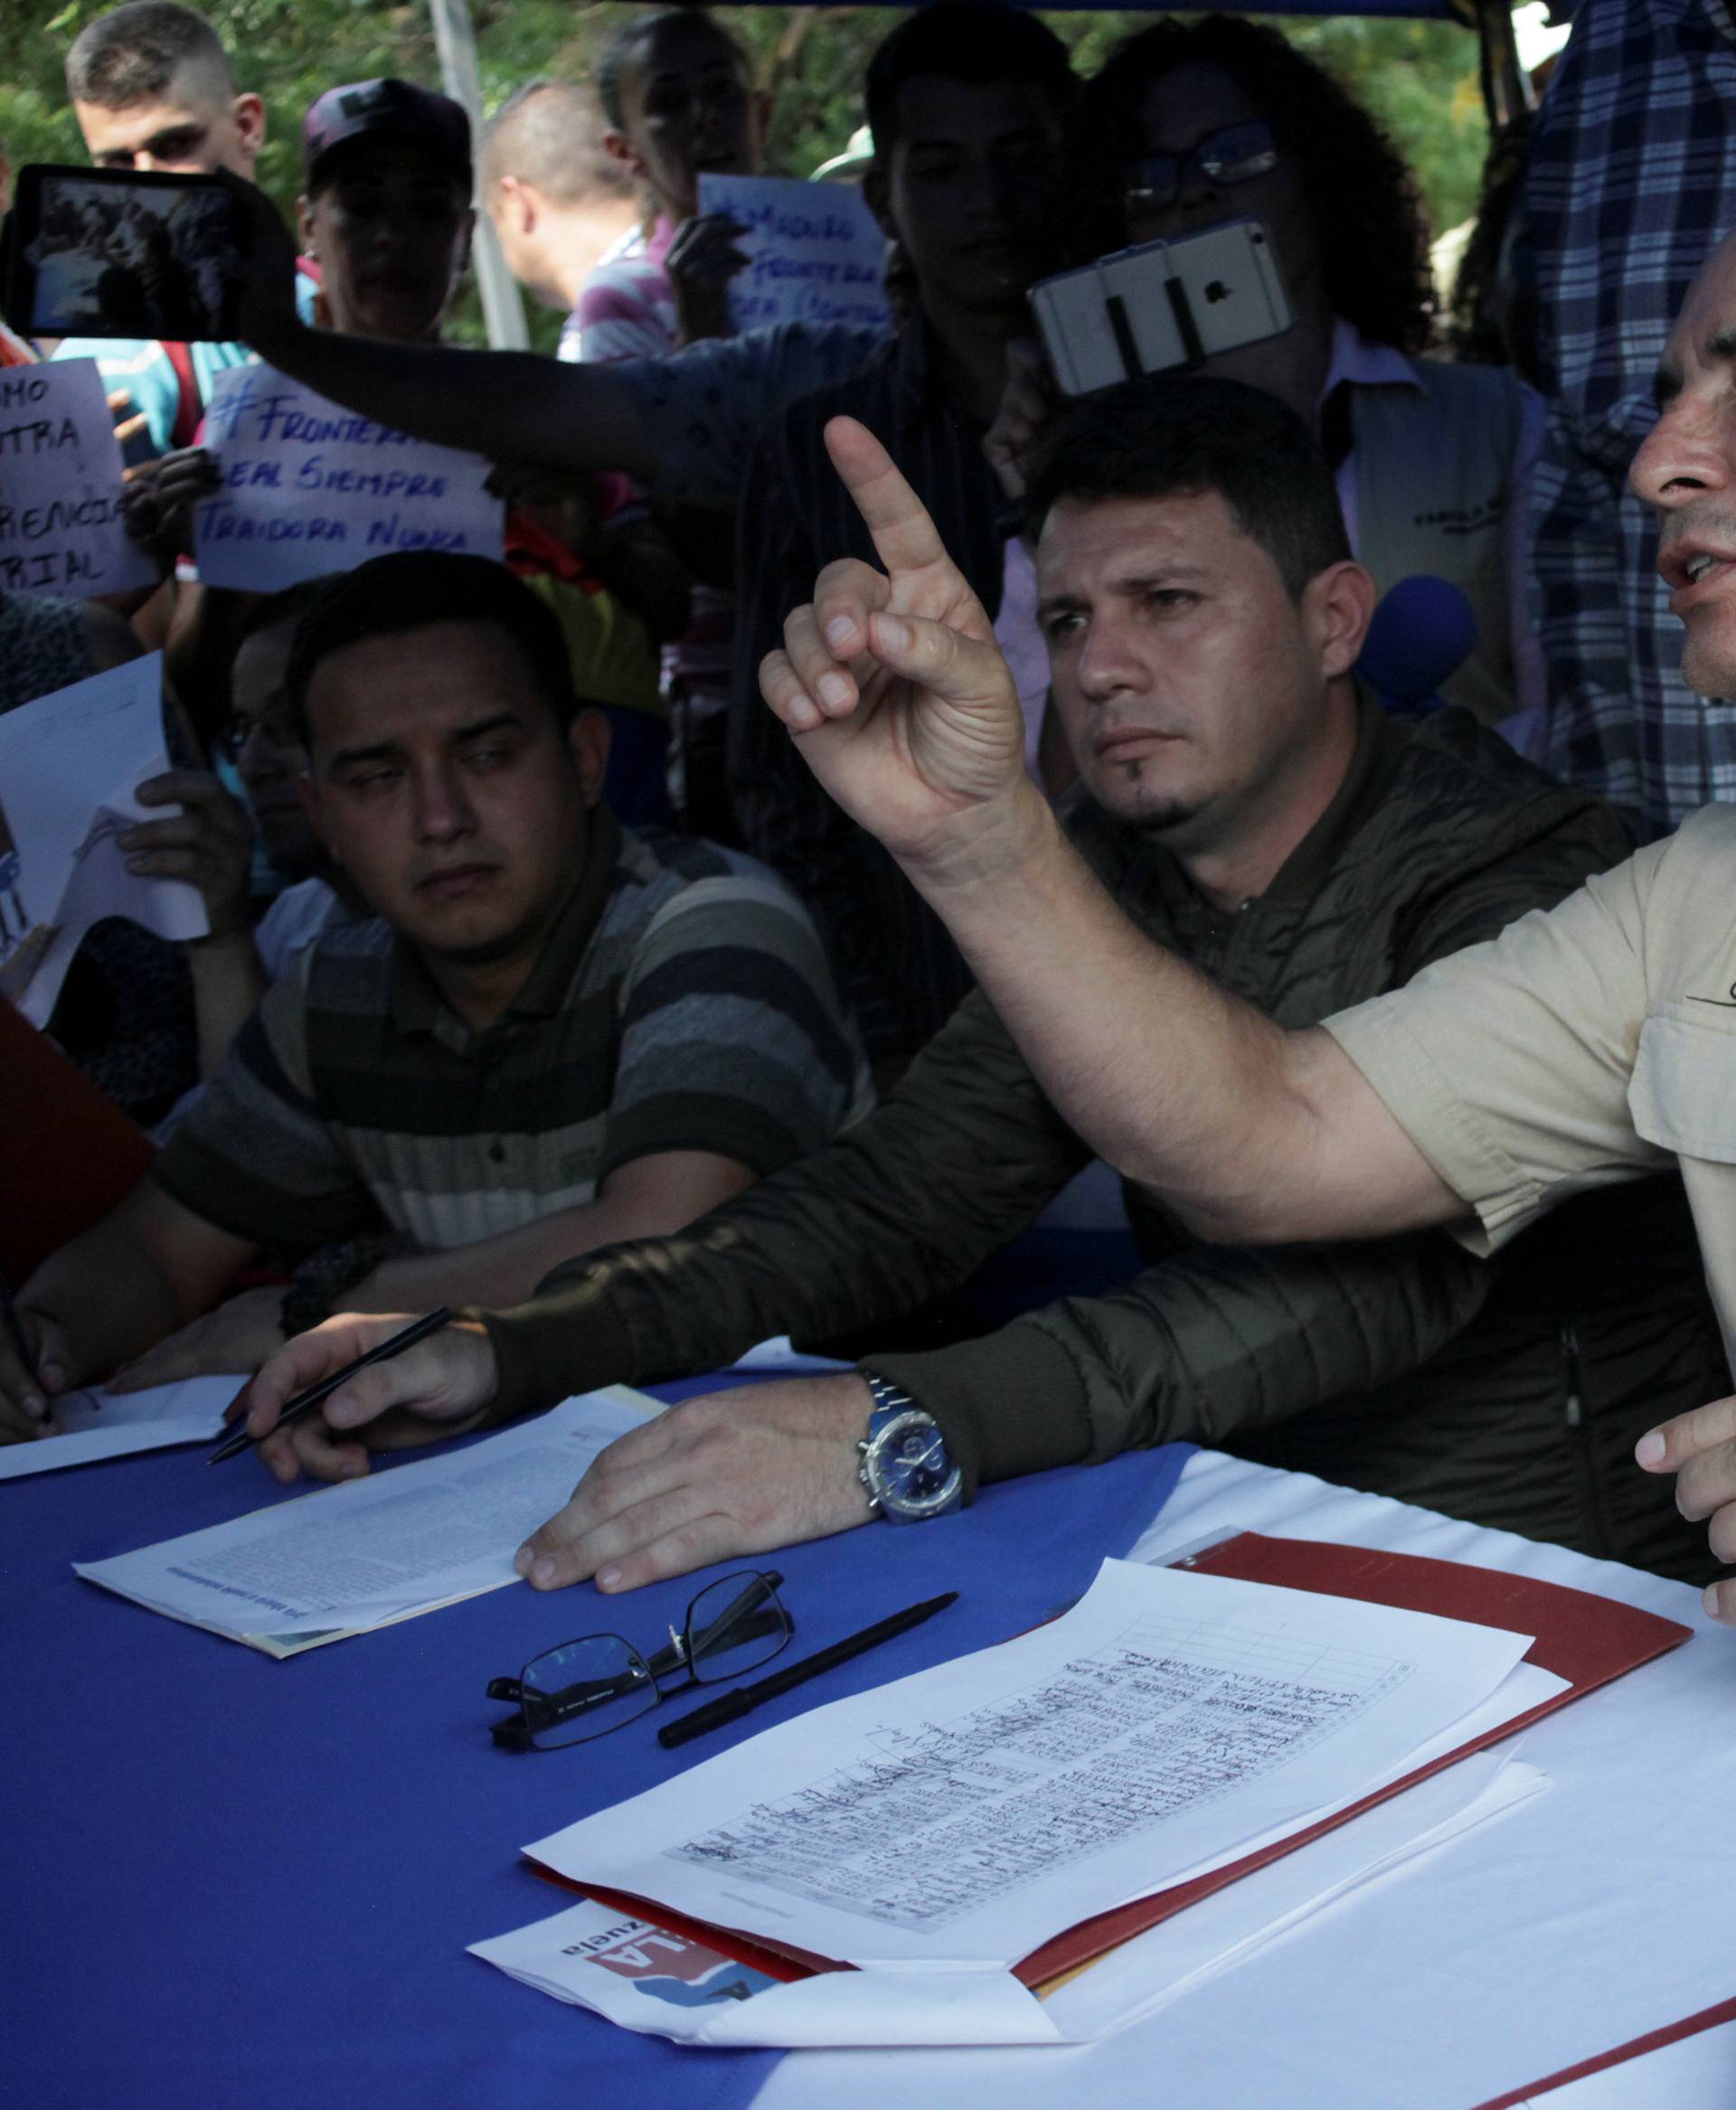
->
[0,654,207,1027]
[193,364,505,592]
[0,358,156,599]
[696,174,892,334]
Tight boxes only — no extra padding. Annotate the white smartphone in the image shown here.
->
[1031,218,1293,397]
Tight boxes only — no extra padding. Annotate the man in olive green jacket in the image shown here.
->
[236,376,1725,1593]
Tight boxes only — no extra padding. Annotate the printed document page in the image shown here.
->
[0,1374,238,1479]
[526,1557,1533,1970]
[72,1389,656,1642]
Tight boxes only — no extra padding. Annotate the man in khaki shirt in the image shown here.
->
[233,237,1736,1620]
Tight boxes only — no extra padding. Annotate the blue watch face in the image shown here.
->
[886,1424,951,1500]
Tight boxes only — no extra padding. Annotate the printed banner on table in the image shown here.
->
[0,653,206,1025]
[0,358,156,598]
[193,363,505,591]
[696,174,892,334]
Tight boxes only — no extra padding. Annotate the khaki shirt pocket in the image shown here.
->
[1630,1002,1736,1162]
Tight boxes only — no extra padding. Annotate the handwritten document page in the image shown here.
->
[472,1753,1550,2048]
[72,1388,657,1649]
[0,654,208,1023]
[0,1374,239,1479]
[526,1558,1533,1972]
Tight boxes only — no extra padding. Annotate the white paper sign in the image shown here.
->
[696,174,892,334]
[193,363,505,590]
[0,358,155,598]
[0,653,207,1024]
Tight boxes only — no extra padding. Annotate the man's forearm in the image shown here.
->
[23,1227,192,1386]
[344,1179,745,1318]
[250,320,656,482]
[185,934,269,1079]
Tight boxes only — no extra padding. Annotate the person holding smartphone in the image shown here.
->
[48,2,298,457]
[1059,17,1545,735]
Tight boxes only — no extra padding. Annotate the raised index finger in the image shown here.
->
[824,416,962,585]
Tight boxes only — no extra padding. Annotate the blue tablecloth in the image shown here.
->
[5,1376,1191,2110]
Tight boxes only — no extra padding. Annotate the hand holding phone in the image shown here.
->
[3,164,243,344]
[1031,218,1292,398]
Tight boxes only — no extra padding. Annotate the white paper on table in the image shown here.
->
[193,364,505,592]
[1040,1752,1551,2040]
[470,1753,1550,2047]
[71,1386,659,1646]
[0,358,156,600]
[0,1373,241,1478]
[695,174,892,334]
[729,1337,851,1375]
[0,654,207,1023]
[524,1558,1534,1975]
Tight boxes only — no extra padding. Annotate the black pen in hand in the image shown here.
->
[206,1305,454,1465]
[658,1590,958,1749]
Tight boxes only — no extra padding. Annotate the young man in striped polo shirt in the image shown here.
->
[0,551,868,1436]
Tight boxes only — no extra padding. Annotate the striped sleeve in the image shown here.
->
[152,955,379,1248]
[597,869,869,1183]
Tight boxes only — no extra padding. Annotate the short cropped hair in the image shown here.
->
[283,553,578,741]
[1073,16,1435,355]
[66,2,234,109]
[480,79,637,206]
[595,5,751,132]
[864,2,1076,156]
[235,575,333,651]
[1024,374,1353,599]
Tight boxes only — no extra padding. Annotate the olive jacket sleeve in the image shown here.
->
[475,987,1091,1419]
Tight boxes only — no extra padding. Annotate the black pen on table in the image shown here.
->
[206,1305,454,1465]
[658,1589,958,1750]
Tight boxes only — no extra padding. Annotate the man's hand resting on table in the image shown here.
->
[515,1374,877,1593]
[758,416,1041,880]
[231,1312,501,1484]
[1637,1398,1736,1623]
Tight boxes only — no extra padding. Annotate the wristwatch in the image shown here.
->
[855,1371,963,1524]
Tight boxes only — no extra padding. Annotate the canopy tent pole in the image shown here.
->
[426,0,529,349]
[1474,0,1534,132]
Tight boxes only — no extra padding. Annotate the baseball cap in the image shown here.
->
[302,78,473,191]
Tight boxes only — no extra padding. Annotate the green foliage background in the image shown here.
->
[0,2,1489,349]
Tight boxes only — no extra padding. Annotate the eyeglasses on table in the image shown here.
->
[486,1568,791,1751]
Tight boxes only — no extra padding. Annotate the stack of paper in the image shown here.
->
[72,1388,657,1656]
[474,1752,1548,2046]
[471,1557,1559,2045]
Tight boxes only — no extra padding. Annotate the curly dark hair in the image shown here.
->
[1071,16,1437,355]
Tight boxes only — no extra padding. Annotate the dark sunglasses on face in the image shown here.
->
[1122,119,1279,211]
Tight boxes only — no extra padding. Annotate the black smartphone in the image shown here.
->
[2,162,241,343]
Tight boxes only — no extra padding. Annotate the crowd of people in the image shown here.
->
[3,0,1735,1623]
